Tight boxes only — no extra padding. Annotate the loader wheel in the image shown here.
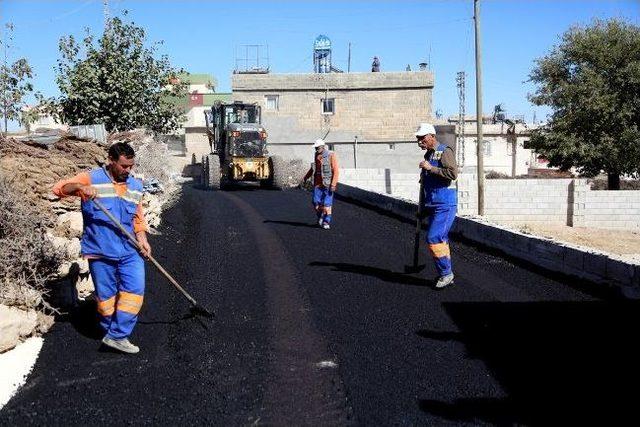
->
[207,154,221,190]
[268,155,287,190]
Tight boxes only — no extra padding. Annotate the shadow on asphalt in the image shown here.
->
[55,300,103,340]
[264,219,319,229]
[416,300,640,425]
[309,261,431,287]
[55,299,211,342]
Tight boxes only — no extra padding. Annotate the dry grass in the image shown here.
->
[0,177,63,311]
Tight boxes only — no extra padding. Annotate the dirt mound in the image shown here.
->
[0,135,107,216]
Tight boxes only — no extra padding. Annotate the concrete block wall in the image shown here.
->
[574,187,640,231]
[340,169,640,231]
[483,178,573,224]
[340,168,388,194]
[457,176,575,224]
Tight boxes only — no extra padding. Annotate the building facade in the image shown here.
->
[231,71,435,170]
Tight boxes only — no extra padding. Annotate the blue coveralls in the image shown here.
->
[421,143,457,277]
[81,168,146,340]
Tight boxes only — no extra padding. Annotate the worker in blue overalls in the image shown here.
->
[416,123,458,289]
[53,142,151,353]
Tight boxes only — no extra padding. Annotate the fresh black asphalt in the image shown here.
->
[2,185,640,425]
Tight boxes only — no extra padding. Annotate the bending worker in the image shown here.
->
[53,142,151,354]
[302,138,339,230]
[415,123,458,289]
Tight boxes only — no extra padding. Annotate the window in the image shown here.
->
[327,144,335,151]
[322,98,335,114]
[477,139,492,157]
[483,140,492,157]
[265,95,279,111]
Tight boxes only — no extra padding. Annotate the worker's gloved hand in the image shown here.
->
[80,185,97,200]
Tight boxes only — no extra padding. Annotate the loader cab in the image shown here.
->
[206,102,266,160]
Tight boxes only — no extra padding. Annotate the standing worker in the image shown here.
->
[53,142,151,354]
[415,123,458,289]
[372,56,381,72]
[302,138,339,230]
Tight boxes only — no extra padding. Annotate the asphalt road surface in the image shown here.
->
[2,185,639,425]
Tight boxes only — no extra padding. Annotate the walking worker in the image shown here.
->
[415,123,458,289]
[53,142,151,354]
[302,138,340,230]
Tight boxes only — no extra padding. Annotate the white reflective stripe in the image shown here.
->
[93,183,114,189]
[95,190,117,198]
[121,196,141,205]
[123,190,143,204]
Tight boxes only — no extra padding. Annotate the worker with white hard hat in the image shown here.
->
[301,138,340,229]
[415,123,458,289]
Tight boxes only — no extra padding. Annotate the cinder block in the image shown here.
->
[606,258,635,285]
[563,247,584,271]
[583,252,608,277]
[530,239,565,261]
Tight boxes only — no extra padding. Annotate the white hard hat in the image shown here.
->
[415,123,436,137]
[313,138,326,148]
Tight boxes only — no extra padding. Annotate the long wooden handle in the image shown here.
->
[92,198,198,306]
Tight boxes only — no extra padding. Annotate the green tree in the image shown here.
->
[0,23,34,134]
[528,19,640,189]
[55,15,187,134]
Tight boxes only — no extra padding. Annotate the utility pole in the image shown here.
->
[103,0,110,32]
[456,71,466,167]
[347,43,351,73]
[2,23,10,135]
[474,0,485,215]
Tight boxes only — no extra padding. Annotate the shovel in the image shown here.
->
[404,175,426,274]
[92,198,214,318]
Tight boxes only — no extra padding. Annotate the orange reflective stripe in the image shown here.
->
[116,291,144,315]
[97,296,116,316]
[428,242,450,258]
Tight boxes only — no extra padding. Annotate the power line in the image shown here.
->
[5,0,97,29]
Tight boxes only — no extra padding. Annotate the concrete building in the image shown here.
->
[450,116,543,176]
[231,71,435,170]
[174,73,231,159]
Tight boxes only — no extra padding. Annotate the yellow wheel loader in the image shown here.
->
[203,101,285,190]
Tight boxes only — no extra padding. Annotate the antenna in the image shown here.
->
[234,44,270,74]
[456,71,466,167]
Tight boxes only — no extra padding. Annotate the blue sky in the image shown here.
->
[2,0,639,130]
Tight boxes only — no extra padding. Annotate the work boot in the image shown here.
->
[322,223,331,230]
[102,336,140,354]
[434,273,455,289]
